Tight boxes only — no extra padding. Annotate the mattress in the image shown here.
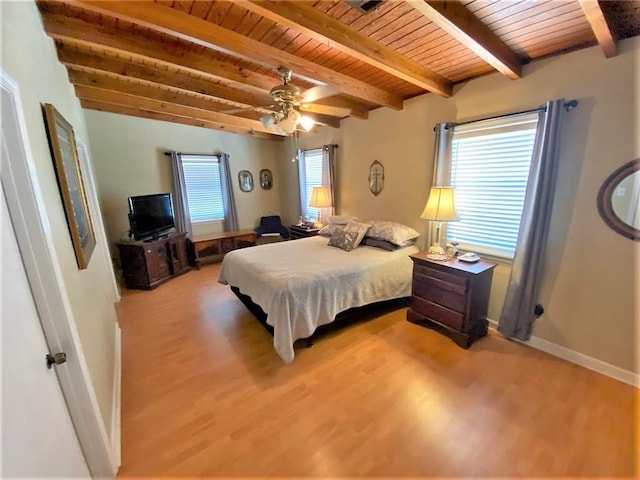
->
[218,236,418,362]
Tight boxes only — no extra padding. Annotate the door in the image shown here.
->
[1,69,114,476]
[1,186,90,477]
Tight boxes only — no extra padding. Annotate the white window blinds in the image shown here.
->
[446,113,540,259]
[181,155,225,223]
[299,148,324,219]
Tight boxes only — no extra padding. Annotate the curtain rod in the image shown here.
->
[440,99,578,130]
[163,152,224,156]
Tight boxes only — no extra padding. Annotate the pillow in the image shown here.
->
[361,237,415,251]
[343,220,370,247]
[328,230,360,251]
[318,224,345,237]
[366,221,420,246]
[328,215,358,225]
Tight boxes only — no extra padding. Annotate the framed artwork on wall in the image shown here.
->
[368,159,385,196]
[238,170,254,192]
[42,103,96,270]
[260,169,273,190]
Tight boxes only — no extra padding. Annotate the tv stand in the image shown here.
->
[117,232,190,289]
[143,233,169,243]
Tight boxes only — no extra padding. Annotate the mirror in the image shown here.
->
[238,170,253,192]
[597,158,640,241]
[259,169,273,190]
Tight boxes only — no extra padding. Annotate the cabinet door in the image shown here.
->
[169,236,189,273]
[146,243,170,283]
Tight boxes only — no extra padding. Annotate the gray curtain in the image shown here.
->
[322,144,338,216]
[170,151,192,237]
[428,123,455,248]
[498,99,567,340]
[218,153,238,231]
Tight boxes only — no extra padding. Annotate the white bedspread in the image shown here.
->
[218,236,419,362]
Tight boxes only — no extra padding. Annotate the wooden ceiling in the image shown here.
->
[37,0,640,140]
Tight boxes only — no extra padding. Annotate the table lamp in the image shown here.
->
[420,186,459,260]
[309,186,332,226]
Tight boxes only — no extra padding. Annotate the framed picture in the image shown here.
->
[238,170,254,192]
[42,103,96,269]
[259,169,273,190]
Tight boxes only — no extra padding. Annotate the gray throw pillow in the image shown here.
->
[328,230,360,251]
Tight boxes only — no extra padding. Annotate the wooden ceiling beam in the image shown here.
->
[40,12,278,95]
[56,45,274,109]
[578,0,618,58]
[42,10,370,119]
[239,0,453,97]
[68,0,404,110]
[74,85,285,136]
[67,70,269,118]
[406,0,523,79]
[79,99,279,140]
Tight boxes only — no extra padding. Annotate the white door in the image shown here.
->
[1,184,90,477]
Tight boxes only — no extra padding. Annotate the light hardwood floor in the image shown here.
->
[115,262,638,478]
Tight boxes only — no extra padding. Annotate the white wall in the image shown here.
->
[1,1,118,432]
[84,111,286,246]
[292,38,640,374]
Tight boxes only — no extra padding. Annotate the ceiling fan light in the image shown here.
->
[278,117,297,134]
[260,113,276,128]
[288,109,301,124]
[300,115,315,131]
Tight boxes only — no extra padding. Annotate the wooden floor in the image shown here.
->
[115,263,638,478]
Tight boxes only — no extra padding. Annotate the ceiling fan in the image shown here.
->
[226,66,351,135]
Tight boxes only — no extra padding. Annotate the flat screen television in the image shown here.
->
[128,193,175,241]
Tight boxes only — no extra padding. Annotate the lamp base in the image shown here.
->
[426,244,446,261]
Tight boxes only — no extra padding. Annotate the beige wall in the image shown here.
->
[292,38,639,374]
[1,1,117,431]
[84,111,286,246]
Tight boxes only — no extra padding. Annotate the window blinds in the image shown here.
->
[301,148,324,219]
[181,155,225,223]
[446,113,540,258]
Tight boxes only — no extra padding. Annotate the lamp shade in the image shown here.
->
[309,186,332,208]
[420,186,459,221]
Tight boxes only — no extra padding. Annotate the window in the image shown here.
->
[298,148,324,220]
[445,113,540,259]
[181,155,225,223]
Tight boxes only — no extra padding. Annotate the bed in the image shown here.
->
[218,235,419,362]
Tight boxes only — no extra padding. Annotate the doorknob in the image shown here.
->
[46,352,67,369]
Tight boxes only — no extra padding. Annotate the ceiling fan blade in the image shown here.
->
[300,85,339,104]
[221,104,276,115]
[298,103,351,118]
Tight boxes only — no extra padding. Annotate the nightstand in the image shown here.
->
[407,252,496,348]
[289,225,319,239]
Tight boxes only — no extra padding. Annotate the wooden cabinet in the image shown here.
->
[117,232,190,290]
[289,225,319,239]
[190,230,256,268]
[407,252,496,348]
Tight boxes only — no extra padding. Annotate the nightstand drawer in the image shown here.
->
[414,264,468,290]
[410,297,464,331]
[412,275,466,313]
[413,271,467,296]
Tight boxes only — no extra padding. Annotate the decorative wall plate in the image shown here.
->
[368,160,384,196]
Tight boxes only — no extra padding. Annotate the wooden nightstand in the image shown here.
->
[289,225,319,239]
[407,252,496,348]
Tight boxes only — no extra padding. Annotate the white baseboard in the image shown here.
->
[110,323,122,470]
[487,319,639,388]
